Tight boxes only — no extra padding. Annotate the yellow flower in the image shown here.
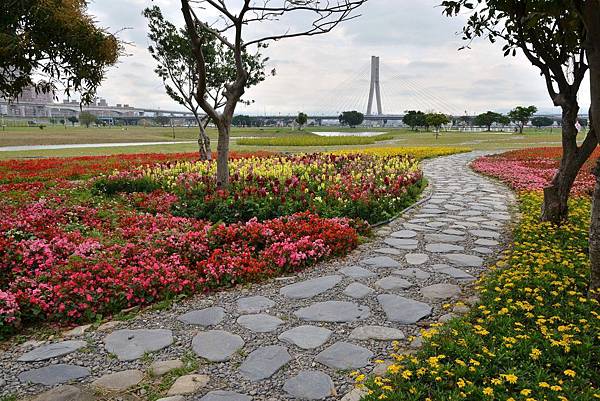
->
[564,369,576,377]
[530,348,542,360]
[483,387,494,396]
[401,370,412,379]
[521,389,532,396]
[503,373,518,384]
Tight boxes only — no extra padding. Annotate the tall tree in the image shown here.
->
[339,110,364,127]
[442,0,597,224]
[1,0,120,103]
[580,2,600,299]
[508,105,538,133]
[144,6,267,160]
[296,112,308,130]
[180,0,366,186]
[474,111,509,131]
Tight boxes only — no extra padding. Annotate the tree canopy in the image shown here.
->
[296,112,308,129]
[531,116,555,128]
[1,0,121,103]
[474,111,509,131]
[79,112,97,128]
[339,111,364,127]
[144,5,267,160]
[441,0,597,223]
[425,113,450,131]
[508,106,538,133]
[403,110,427,130]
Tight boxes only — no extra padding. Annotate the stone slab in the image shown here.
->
[294,301,370,322]
[18,340,87,362]
[178,307,225,326]
[377,294,432,324]
[315,342,373,370]
[18,364,90,386]
[349,326,405,341]
[343,282,374,299]
[280,275,342,299]
[237,314,283,333]
[283,370,336,400]
[236,296,275,314]
[278,325,332,349]
[104,329,173,361]
[239,345,291,381]
[192,330,244,362]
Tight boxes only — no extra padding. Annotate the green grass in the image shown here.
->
[0,125,577,159]
[236,133,394,146]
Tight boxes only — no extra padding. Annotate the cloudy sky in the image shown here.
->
[87,0,591,116]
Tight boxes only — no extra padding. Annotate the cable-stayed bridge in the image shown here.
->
[313,56,463,118]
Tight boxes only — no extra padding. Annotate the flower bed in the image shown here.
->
[94,153,426,224]
[0,150,274,183]
[358,193,599,401]
[471,147,600,194]
[333,146,471,160]
[0,196,359,337]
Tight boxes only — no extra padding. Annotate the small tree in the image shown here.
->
[144,6,267,161]
[425,113,450,138]
[531,116,554,128]
[79,112,97,128]
[180,0,366,186]
[2,0,121,103]
[67,116,78,126]
[232,115,253,127]
[339,111,364,128]
[508,106,537,133]
[154,116,171,126]
[474,111,509,131]
[403,110,427,131]
[296,112,308,130]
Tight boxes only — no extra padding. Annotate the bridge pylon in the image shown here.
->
[366,56,383,116]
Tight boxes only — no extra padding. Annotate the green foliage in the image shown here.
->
[403,110,427,130]
[339,111,365,127]
[509,106,538,133]
[143,6,267,115]
[232,115,258,127]
[474,111,510,131]
[424,113,450,131]
[296,112,308,129]
[361,193,600,401]
[67,116,78,126]
[441,1,587,108]
[236,134,393,147]
[154,116,171,126]
[0,0,121,103]
[531,116,554,128]
[79,112,97,128]
[93,176,161,196]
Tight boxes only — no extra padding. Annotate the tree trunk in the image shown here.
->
[541,101,596,223]
[590,161,600,300]
[197,123,211,161]
[216,123,230,187]
[584,0,600,300]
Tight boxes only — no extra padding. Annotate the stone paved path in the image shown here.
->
[0,152,515,401]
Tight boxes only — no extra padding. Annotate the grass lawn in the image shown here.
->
[0,125,580,159]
